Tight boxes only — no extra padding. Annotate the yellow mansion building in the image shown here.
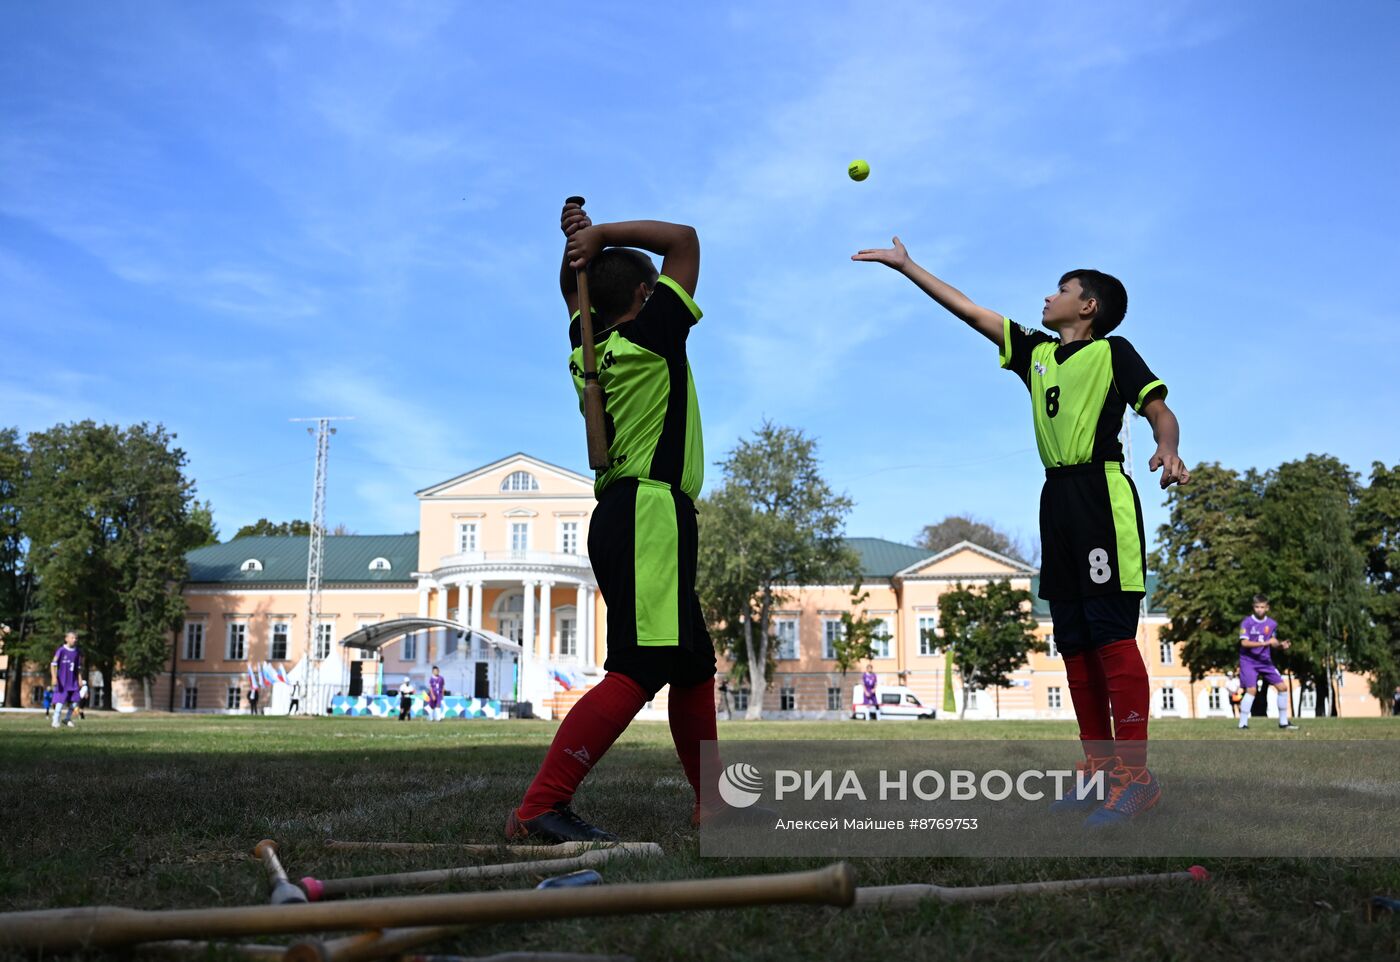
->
[105,453,1383,720]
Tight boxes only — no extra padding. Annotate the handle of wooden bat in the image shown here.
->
[565,195,610,472]
[0,863,855,950]
[252,840,308,905]
[286,925,468,962]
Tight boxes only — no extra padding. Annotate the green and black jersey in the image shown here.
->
[999,318,1165,469]
[569,275,705,501]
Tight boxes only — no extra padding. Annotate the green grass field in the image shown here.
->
[2,713,1398,960]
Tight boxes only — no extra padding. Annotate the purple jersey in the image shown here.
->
[861,671,877,706]
[428,675,445,707]
[1239,616,1277,665]
[51,644,82,692]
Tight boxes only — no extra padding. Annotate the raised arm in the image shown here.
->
[567,220,700,296]
[852,237,1003,344]
[1141,396,1190,489]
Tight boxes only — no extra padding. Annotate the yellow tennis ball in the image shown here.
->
[848,159,870,182]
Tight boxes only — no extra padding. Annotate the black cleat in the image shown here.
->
[506,804,620,843]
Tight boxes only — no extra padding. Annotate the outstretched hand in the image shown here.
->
[1149,449,1191,489]
[851,236,910,271]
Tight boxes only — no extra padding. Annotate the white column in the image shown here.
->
[417,586,430,618]
[576,584,590,667]
[539,581,553,661]
[434,585,449,663]
[521,580,536,663]
[470,581,484,629]
[585,586,596,669]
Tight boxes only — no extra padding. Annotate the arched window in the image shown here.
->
[501,471,539,492]
[240,559,263,572]
[369,557,392,571]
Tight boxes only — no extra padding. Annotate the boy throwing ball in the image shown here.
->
[853,237,1189,825]
[506,200,719,843]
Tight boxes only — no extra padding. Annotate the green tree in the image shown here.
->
[833,588,883,676]
[915,514,1028,563]
[937,580,1042,718]
[697,422,859,718]
[187,500,220,547]
[232,518,312,539]
[0,428,36,707]
[1256,455,1376,716]
[1154,463,1265,679]
[21,422,206,708]
[1356,461,1400,703]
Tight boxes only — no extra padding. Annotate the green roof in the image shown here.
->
[1029,574,1166,618]
[185,535,418,585]
[845,537,936,579]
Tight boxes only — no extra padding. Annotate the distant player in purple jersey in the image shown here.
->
[861,666,878,720]
[427,665,446,722]
[50,631,83,729]
[1238,595,1295,730]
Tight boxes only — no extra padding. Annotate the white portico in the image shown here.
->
[413,453,603,716]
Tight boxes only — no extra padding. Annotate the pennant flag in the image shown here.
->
[550,664,584,691]
[275,663,289,685]
[247,663,260,689]
[261,662,278,686]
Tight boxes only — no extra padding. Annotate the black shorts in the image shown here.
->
[589,478,716,697]
[1039,462,1147,601]
[1049,595,1143,656]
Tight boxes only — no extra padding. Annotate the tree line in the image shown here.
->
[0,422,216,709]
[1156,454,1400,713]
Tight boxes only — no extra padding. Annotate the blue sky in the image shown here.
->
[4,1,1398,557]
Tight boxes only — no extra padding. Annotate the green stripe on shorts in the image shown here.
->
[633,479,680,646]
[1105,463,1144,592]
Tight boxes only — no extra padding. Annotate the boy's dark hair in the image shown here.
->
[1060,269,1128,337]
[1252,594,1269,605]
[587,248,658,324]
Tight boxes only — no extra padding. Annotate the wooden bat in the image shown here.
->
[253,840,310,905]
[284,924,467,962]
[0,862,855,951]
[854,865,1209,909]
[300,845,662,901]
[142,940,284,958]
[324,840,652,857]
[565,195,611,471]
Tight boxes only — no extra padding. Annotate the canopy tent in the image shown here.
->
[338,618,522,656]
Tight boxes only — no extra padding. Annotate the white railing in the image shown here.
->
[441,550,589,568]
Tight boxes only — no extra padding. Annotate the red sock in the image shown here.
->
[667,677,718,810]
[1063,651,1114,761]
[516,672,649,820]
[1099,639,1150,769]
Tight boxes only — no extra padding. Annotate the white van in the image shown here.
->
[851,684,936,720]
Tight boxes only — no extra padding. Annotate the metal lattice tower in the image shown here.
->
[291,417,353,656]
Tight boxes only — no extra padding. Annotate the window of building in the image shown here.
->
[501,471,539,492]
[270,623,289,661]
[822,619,844,660]
[314,623,333,661]
[456,522,478,553]
[779,686,795,711]
[226,685,241,709]
[510,522,529,555]
[1048,686,1063,710]
[369,557,391,571]
[871,617,893,659]
[183,622,204,661]
[733,689,750,712]
[917,616,939,656]
[403,633,417,661]
[966,690,979,710]
[1160,641,1174,665]
[240,559,262,572]
[1161,687,1177,711]
[827,686,842,710]
[774,618,798,660]
[558,617,577,657]
[1301,689,1316,712]
[182,686,198,710]
[560,521,579,555]
[1208,687,1223,711]
[1046,634,1060,658]
[226,622,247,660]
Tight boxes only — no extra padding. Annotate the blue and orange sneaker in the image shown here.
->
[1049,755,1119,813]
[1083,765,1161,828]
